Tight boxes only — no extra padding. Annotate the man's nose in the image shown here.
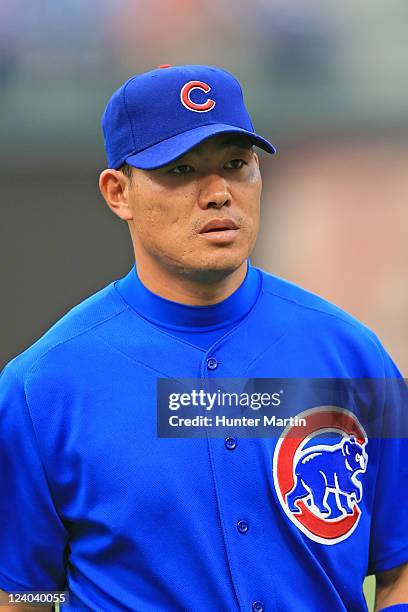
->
[197,174,231,210]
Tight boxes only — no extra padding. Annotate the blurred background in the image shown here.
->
[1,0,407,605]
[1,0,407,378]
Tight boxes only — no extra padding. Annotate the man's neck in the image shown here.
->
[134,258,248,306]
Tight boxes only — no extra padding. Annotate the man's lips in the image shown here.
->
[198,218,240,245]
[198,218,239,234]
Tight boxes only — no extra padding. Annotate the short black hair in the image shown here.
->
[119,163,133,180]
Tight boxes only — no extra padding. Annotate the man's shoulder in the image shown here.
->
[3,277,128,384]
[257,267,381,346]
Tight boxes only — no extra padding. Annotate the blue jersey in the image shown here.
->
[0,263,407,611]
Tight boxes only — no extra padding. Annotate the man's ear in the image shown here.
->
[99,169,134,221]
[253,151,260,167]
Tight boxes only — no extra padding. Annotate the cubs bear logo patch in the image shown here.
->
[272,406,368,545]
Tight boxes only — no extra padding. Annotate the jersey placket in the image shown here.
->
[200,341,278,612]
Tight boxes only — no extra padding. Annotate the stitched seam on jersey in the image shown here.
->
[21,371,71,537]
[201,355,242,610]
[371,542,408,569]
[0,568,45,591]
[19,307,130,530]
[368,348,402,575]
[113,281,208,353]
[91,328,177,378]
[203,284,292,374]
[261,286,382,351]
[24,304,129,382]
[367,351,387,553]
[243,294,294,372]
[200,358,242,610]
[95,322,230,385]
[367,440,383,553]
[124,310,207,352]
[203,435,243,611]
[68,564,131,611]
[246,443,279,612]
[127,313,244,334]
[4,363,68,537]
[202,267,264,357]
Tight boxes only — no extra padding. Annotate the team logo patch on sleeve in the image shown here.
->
[272,407,368,545]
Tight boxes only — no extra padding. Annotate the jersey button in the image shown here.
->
[224,437,237,450]
[206,357,218,370]
[237,520,249,534]
[252,602,265,612]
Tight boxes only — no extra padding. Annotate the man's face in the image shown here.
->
[125,133,262,280]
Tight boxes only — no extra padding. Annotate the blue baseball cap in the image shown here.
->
[101,64,276,170]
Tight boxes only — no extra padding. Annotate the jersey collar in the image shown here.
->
[115,259,261,330]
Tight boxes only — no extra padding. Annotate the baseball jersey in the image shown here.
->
[0,262,407,612]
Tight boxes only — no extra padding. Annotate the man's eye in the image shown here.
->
[225,159,246,169]
[168,164,194,175]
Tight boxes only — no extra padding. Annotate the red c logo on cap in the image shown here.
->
[180,81,216,113]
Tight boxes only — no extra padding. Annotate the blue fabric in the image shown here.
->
[115,259,261,350]
[379,606,408,611]
[1,263,407,612]
[101,64,276,169]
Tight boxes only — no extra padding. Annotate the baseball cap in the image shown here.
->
[101,64,276,170]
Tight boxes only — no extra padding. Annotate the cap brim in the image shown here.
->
[125,124,276,170]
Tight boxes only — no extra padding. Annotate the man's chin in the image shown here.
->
[174,253,248,283]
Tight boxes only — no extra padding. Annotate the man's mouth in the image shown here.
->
[199,218,239,233]
[198,218,240,244]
